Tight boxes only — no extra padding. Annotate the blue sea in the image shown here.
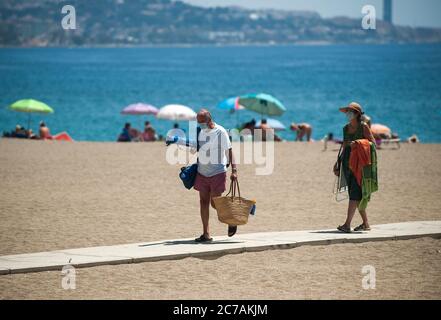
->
[0,44,441,142]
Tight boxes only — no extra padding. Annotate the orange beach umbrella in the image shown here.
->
[371,124,391,136]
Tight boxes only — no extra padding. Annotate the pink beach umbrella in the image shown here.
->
[121,103,159,115]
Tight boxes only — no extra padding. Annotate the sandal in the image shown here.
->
[228,225,237,237]
[337,225,352,233]
[354,224,371,231]
[195,234,213,243]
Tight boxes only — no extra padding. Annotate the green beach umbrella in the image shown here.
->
[238,93,286,117]
[8,99,54,129]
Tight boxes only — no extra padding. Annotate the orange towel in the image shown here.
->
[53,132,74,142]
[349,139,371,186]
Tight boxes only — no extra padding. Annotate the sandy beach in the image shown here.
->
[0,139,440,299]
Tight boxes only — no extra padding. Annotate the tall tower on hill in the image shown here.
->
[384,0,393,24]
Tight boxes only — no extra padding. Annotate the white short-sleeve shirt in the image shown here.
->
[197,123,232,177]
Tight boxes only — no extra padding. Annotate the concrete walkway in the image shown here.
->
[1,221,440,275]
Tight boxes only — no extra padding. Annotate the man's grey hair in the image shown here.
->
[198,109,213,122]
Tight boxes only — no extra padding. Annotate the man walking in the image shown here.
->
[167,109,238,242]
[194,109,238,242]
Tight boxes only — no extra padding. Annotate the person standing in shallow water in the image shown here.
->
[333,102,376,233]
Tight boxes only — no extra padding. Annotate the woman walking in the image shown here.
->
[334,102,377,233]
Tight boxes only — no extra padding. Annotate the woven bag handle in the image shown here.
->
[226,182,234,197]
[225,179,241,201]
[235,179,241,199]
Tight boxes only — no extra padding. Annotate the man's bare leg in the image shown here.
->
[199,191,211,237]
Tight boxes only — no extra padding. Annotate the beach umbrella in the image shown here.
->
[238,93,286,117]
[121,103,159,131]
[157,104,197,121]
[8,99,54,129]
[121,103,159,115]
[217,96,246,129]
[217,97,245,111]
[255,118,286,131]
[371,124,391,136]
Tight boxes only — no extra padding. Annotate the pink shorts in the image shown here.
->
[194,172,227,194]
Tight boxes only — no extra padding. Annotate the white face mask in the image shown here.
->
[346,111,355,122]
[199,123,209,130]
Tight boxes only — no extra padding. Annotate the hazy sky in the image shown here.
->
[183,0,441,28]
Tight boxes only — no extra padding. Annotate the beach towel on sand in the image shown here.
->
[350,139,378,210]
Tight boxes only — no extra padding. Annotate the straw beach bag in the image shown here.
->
[213,179,255,226]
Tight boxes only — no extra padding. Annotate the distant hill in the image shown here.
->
[1,0,441,46]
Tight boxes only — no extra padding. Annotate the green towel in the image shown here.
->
[359,143,378,210]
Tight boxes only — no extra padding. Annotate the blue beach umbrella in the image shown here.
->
[217,97,245,111]
[238,93,286,116]
[217,96,246,129]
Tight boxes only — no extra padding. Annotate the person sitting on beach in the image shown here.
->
[242,119,256,132]
[240,119,256,141]
[129,127,142,142]
[27,129,37,139]
[39,121,53,140]
[117,123,132,142]
[14,125,29,138]
[172,122,186,133]
[290,122,312,142]
[3,125,24,138]
[408,134,420,143]
[141,125,157,142]
[257,119,282,142]
[334,102,376,233]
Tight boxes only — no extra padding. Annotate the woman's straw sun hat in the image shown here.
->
[339,102,364,115]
